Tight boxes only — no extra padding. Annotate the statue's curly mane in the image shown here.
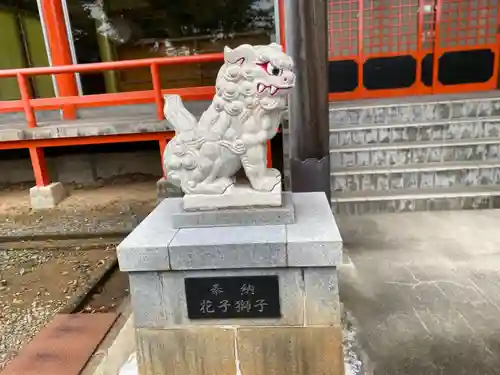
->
[211,57,260,116]
[197,44,290,138]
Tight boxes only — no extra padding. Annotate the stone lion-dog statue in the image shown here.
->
[162,43,295,195]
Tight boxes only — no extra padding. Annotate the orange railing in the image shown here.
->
[0,53,225,128]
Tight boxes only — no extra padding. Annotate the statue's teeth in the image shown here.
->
[270,86,279,95]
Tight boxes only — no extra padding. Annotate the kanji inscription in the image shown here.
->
[184,275,281,319]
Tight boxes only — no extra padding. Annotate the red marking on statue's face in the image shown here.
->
[257,62,283,76]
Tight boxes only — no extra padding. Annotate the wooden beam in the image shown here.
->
[285,0,330,201]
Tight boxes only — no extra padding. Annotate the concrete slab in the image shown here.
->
[169,224,287,270]
[182,182,282,211]
[0,101,212,141]
[116,198,179,272]
[117,193,342,272]
[286,193,343,267]
[29,182,67,209]
[338,209,500,375]
[172,192,295,228]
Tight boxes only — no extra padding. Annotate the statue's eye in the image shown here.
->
[265,62,283,76]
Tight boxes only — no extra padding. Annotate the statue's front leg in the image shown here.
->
[241,142,281,192]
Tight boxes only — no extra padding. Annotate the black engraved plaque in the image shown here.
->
[184,275,281,319]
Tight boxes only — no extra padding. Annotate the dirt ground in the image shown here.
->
[0,181,158,370]
[0,247,116,369]
[0,181,157,237]
[79,269,130,314]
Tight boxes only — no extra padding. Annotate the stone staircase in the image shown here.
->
[328,92,500,214]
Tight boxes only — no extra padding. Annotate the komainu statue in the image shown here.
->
[162,43,295,195]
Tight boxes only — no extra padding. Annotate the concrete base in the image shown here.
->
[128,267,340,328]
[117,191,344,375]
[182,182,282,211]
[136,325,343,375]
[117,192,342,272]
[29,182,67,209]
[156,177,182,202]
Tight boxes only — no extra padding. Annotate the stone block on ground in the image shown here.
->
[136,326,344,375]
[119,187,344,375]
[29,182,67,210]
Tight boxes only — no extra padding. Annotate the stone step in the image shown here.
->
[331,161,500,193]
[331,185,500,215]
[330,137,500,168]
[329,117,500,148]
[328,91,500,128]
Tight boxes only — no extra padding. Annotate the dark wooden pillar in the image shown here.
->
[284,0,330,202]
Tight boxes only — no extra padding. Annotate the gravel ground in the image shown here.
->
[0,181,157,238]
[0,246,117,370]
[0,181,159,370]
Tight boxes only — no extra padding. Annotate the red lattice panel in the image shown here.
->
[328,0,359,59]
[363,0,420,56]
[438,0,498,49]
[325,0,500,99]
[420,0,438,51]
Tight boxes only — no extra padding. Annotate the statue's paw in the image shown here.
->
[250,175,281,192]
[232,139,246,155]
[183,137,205,148]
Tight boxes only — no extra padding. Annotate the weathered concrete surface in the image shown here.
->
[338,209,500,375]
[0,151,163,186]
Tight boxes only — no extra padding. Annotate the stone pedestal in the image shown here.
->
[29,182,67,209]
[117,192,344,375]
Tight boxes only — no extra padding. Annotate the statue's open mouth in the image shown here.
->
[257,83,293,96]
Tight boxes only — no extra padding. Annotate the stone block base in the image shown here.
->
[128,268,341,328]
[183,181,282,211]
[136,326,343,375]
[156,177,183,202]
[29,182,67,209]
[172,192,295,228]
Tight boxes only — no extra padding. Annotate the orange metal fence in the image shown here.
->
[327,0,500,100]
[0,53,224,128]
[0,51,279,187]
